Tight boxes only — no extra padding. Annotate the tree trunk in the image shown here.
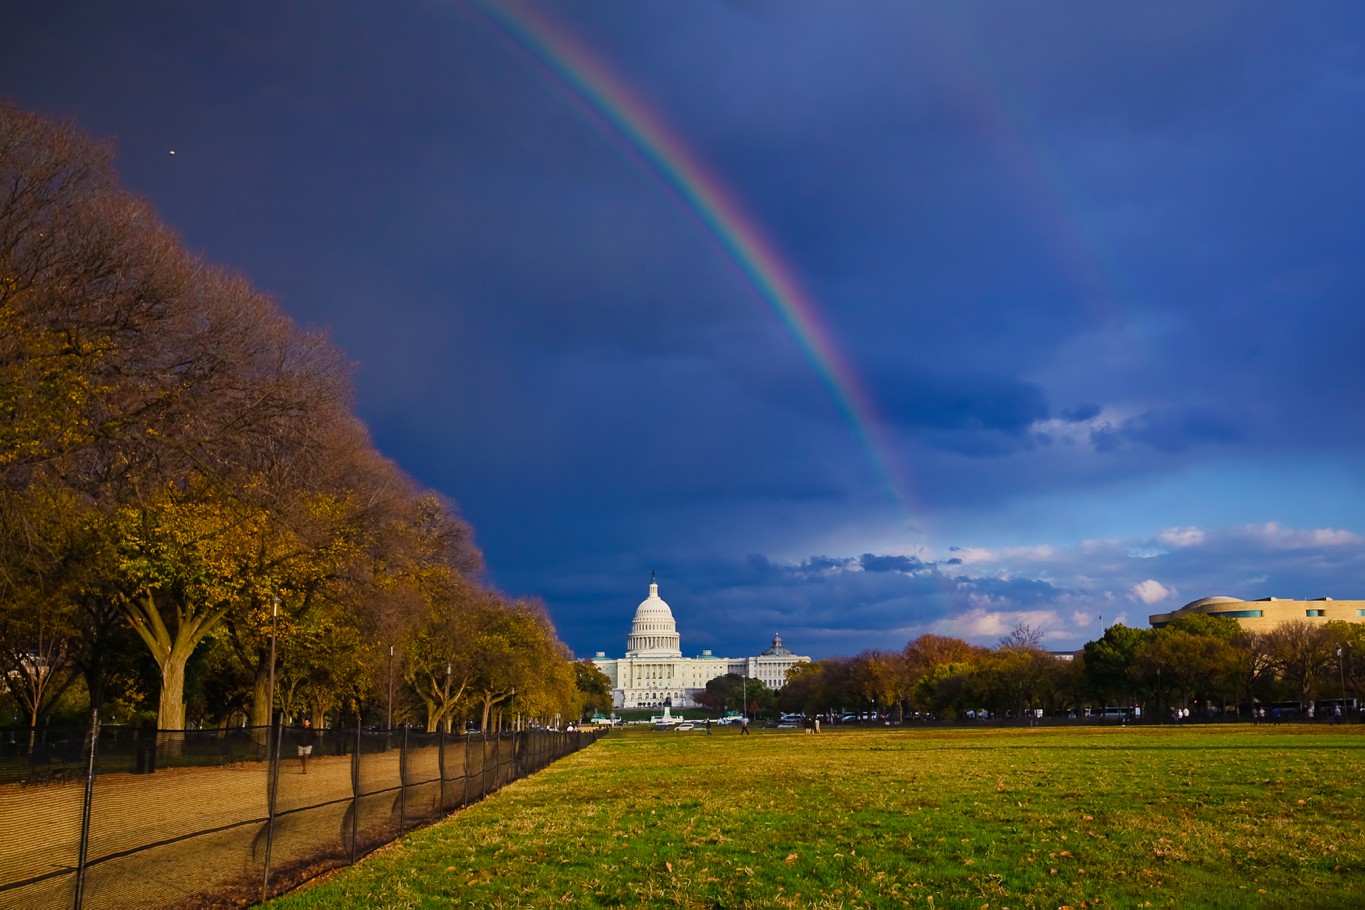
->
[249,654,271,727]
[158,657,187,729]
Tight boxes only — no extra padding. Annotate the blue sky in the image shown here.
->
[7,2,1365,660]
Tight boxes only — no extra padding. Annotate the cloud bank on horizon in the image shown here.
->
[5,2,1365,659]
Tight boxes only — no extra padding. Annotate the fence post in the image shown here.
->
[261,721,283,903]
[398,725,408,833]
[72,708,100,910]
[350,722,360,864]
[461,731,471,808]
[437,728,445,813]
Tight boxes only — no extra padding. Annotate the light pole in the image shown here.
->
[261,596,282,904]
[386,645,395,730]
[741,673,747,721]
[267,597,279,731]
[1339,646,1348,709]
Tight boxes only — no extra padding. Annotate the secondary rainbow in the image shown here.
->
[467,0,915,517]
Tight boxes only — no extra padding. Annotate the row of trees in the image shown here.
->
[772,616,1365,721]
[0,102,594,736]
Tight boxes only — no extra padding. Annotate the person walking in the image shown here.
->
[296,719,318,773]
[740,717,750,735]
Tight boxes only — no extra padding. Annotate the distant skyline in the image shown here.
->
[6,2,1365,659]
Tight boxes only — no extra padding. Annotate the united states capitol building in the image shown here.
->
[591,577,810,709]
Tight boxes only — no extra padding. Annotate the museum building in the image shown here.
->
[1150,595,1365,633]
[591,578,810,709]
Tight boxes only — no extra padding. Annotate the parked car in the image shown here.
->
[674,723,695,731]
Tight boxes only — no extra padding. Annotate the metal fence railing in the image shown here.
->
[0,718,605,909]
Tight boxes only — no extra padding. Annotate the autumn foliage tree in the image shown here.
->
[0,102,582,736]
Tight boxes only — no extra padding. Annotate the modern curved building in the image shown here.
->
[591,577,810,709]
[1150,595,1365,632]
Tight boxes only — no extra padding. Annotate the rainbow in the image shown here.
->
[465,0,916,520]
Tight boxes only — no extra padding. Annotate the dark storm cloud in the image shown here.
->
[1090,407,1244,455]
[7,2,1365,659]
[879,370,1050,436]
[1062,404,1102,423]
[949,573,1066,609]
[859,554,926,574]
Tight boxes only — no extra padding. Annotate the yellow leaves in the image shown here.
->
[784,853,798,864]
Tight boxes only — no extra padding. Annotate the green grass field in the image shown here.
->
[265,724,1365,909]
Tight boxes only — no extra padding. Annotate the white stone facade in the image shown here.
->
[591,579,810,709]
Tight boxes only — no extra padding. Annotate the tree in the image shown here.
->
[0,102,589,740]
[574,661,614,720]
[1130,629,1242,717]
[849,650,912,720]
[0,487,86,737]
[1258,620,1338,709]
[446,596,575,732]
[1082,624,1153,708]
[902,634,988,718]
[1326,621,1365,704]
[1,102,365,731]
[998,623,1045,650]
[972,647,1052,718]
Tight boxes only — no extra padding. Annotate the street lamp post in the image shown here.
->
[261,595,282,904]
[386,645,395,730]
[267,597,279,732]
[1339,646,1349,709]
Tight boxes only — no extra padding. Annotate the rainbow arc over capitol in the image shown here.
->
[467,0,915,519]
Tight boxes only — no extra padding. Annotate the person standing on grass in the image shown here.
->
[297,719,318,773]
[740,717,750,735]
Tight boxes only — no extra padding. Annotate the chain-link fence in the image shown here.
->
[0,719,604,909]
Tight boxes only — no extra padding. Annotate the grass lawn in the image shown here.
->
[265,723,1365,909]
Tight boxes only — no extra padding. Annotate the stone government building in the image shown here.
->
[1150,595,1365,632]
[591,578,810,709]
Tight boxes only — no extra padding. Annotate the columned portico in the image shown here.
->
[591,578,810,709]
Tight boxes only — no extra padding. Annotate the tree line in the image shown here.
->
[0,102,602,735]
[770,616,1365,721]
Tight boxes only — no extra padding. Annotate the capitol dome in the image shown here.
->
[625,577,682,658]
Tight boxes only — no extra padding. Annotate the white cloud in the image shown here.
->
[939,544,1060,568]
[1130,579,1175,605]
[1159,527,1205,547]
[1240,522,1363,549]
[934,608,1062,645]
